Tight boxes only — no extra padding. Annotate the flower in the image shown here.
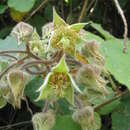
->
[29,29,45,57]
[37,55,82,104]
[48,8,87,56]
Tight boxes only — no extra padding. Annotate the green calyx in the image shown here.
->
[37,55,82,104]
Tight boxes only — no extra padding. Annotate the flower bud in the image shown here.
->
[7,70,30,108]
[11,22,33,45]
[32,110,55,130]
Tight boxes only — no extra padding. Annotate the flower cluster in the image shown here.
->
[0,8,107,130]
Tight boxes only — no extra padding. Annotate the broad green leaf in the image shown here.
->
[10,9,26,22]
[0,36,25,51]
[0,36,25,61]
[85,31,104,44]
[8,0,36,12]
[51,115,81,130]
[24,76,44,108]
[112,93,130,130]
[100,39,130,89]
[0,26,12,39]
[0,5,8,14]
[90,22,114,40]
[98,99,121,115]
[88,87,115,106]
[57,99,72,114]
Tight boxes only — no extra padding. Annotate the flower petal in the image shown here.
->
[68,73,83,94]
[64,85,74,105]
[69,23,88,32]
[37,72,52,92]
[53,7,67,29]
[52,55,69,73]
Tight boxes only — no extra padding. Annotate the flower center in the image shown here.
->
[50,72,70,96]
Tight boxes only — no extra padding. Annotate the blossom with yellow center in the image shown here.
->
[48,8,87,56]
[36,55,82,104]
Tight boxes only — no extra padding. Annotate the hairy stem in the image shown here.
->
[0,56,28,80]
[25,0,49,21]
[113,0,128,53]
[94,90,129,111]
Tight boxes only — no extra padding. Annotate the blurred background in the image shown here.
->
[0,0,130,39]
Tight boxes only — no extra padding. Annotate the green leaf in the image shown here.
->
[85,31,104,43]
[100,39,130,89]
[64,85,74,105]
[52,55,69,73]
[8,0,36,12]
[70,23,88,32]
[0,36,25,61]
[53,8,67,28]
[57,99,72,114]
[51,115,81,130]
[0,26,12,39]
[24,76,44,108]
[112,93,130,130]
[0,5,8,14]
[88,87,115,106]
[90,22,114,40]
[0,36,25,51]
[99,99,121,115]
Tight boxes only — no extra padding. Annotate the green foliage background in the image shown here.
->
[0,0,130,130]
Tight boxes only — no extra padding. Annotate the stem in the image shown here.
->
[30,52,42,60]
[25,0,49,21]
[0,54,17,60]
[0,120,32,130]
[61,0,65,19]
[0,50,27,54]
[0,56,28,80]
[43,100,49,112]
[22,51,62,69]
[94,90,129,111]
[74,95,83,109]
[78,0,88,22]
[113,0,128,53]
[25,67,47,75]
